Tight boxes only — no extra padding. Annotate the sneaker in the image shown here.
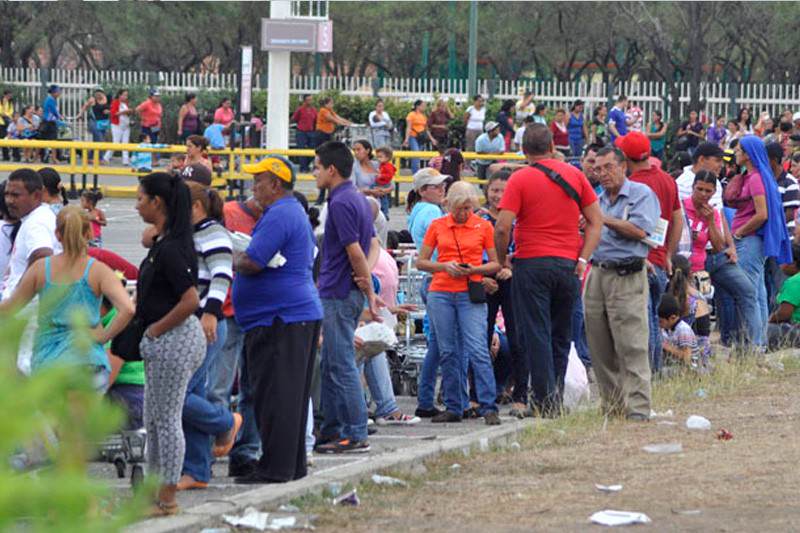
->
[306,452,314,467]
[415,406,443,418]
[484,412,501,426]
[315,439,371,454]
[367,425,378,435]
[313,434,340,453]
[367,418,375,426]
[431,411,462,423]
[375,413,421,426]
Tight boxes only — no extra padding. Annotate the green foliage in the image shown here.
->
[0,311,151,532]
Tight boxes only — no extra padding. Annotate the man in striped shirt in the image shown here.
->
[766,142,799,310]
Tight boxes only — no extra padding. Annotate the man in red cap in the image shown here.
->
[615,131,683,373]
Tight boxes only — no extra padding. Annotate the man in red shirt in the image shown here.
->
[291,95,318,171]
[616,131,684,372]
[495,123,603,416]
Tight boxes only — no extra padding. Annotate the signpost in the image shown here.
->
[239,45,253,115]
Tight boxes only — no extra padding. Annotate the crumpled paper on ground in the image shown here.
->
[589,510,652,526]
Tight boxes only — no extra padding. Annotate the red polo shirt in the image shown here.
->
[498,159,597,260]
[629,164,680,269]
[292,105,318,132]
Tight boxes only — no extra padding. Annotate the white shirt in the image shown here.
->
[465,105,486,131]
[118,102,131,129]
[1,204,61,300]
[0,221,14,289]
[676,166,723,209]
[368,111,392,131]
[513,126,525,149]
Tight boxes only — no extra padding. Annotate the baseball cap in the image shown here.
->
[693,142,725,160]
[242,155,296,184]
[793,111,800,122]
[412,168,449,191]
[614,131,650,161]
[149,88,161,97]
[484,121,500,133]
[48,84,60,94]
[180,163,212,186]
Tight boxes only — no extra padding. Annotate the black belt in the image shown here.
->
[591,257,645,275]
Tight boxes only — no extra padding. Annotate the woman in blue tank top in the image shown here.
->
[0,206,134,390]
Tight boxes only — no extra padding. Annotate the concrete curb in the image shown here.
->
[125,418,537,533]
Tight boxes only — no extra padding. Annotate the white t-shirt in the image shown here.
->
[465,105,486,131]
[2,204,61,299]
[676,166,723,209]
[368,110,392,131]
[118,102,131,129]
[513,126,526,149]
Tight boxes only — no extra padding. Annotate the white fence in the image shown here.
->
[4,67,800,141]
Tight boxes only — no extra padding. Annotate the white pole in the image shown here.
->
[266,0,292,149]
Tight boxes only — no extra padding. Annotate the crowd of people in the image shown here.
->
[4,85,800,519]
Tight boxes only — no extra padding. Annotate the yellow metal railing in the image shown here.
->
[0,139,527,201]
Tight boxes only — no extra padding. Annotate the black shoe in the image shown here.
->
[228,459,258,478]
[462,407,480,419]
[431,411,462,423]
[367,426,378,435]
[484,412,501,426]
[313,434,340,453]
[315,438,371,454]
[234,471,283,485]
[415,407,443,418]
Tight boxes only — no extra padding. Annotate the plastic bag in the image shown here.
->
[563,342,590,409]
[355,322,397,362]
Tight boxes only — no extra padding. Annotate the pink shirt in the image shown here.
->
[371,248,398,308]
[214,107,234,126]
[730,171,766,234]
[682,197,722,272]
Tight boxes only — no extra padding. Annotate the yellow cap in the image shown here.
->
[242,156,294,183]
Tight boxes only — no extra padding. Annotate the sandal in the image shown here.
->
[149,500,179,517]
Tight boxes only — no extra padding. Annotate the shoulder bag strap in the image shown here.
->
[450,227,465,264]
[531,162,581,209]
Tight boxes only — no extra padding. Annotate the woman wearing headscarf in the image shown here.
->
[724,135,792,347]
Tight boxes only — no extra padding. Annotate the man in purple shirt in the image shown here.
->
[314,141,381,454]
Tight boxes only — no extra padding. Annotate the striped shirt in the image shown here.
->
[193,218,233,319]
[777,171,800,230]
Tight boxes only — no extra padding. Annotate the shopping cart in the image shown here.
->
[386,245,429,397]
[335,124,369,147]
[98,429,147,487]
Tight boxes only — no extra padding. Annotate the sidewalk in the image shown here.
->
[114,398,536,533]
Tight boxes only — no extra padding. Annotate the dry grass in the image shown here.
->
[286,353,800,532]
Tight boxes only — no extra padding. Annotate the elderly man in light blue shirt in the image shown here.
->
[474,121,505,179]
[584,145,660,423]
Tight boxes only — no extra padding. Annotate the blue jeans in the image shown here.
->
[320,291,369,442]
[208,316,242,407]
[764,257,787,313]
[417,276,440,410]
[706,250,761,346]
[295,130,314,170]
[408,136,421,174]
[647,266,667,372]
[427,291,497,416]
[361,352,398,418]
[511,257,578,412]
[230,335,261,466]
[182,319,233,483]
[735,235,768,347]
[572,291,591,369]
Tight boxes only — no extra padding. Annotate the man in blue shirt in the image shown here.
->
[41,85,62,163]
[474,121,506,179]
[583,145,660,422]
[233,155,323,483]
[203,122,228,150]
[607,94,631,142]
[314,141,381,454]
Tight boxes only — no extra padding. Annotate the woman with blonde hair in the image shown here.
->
[0,205,134,388]
[417,181,501,425]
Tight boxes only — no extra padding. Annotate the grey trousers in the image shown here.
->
[141,315,205,485]
[584,266,651,418]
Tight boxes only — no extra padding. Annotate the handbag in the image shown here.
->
[110,244,160,361]
[451,227,487,304]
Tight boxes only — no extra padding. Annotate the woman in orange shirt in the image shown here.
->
[403,99,437,174]
[313,96,352,204]
[417,181,500,425]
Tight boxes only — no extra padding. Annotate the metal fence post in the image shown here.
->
[729,81,739,119]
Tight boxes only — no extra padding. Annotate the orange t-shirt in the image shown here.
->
[136,99,162,128]
[422,213,495,292]
[316,107,336,134]
[406,111,427,137]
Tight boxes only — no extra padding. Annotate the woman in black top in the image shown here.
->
[135,172,206,516]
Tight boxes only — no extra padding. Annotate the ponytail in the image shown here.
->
[139,172,193,245]
[56,205,90,258]
[187,181,225,224]
[406,189,420,213]
[668,254,692,316]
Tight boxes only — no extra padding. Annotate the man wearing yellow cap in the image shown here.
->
[232,156,323,484]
